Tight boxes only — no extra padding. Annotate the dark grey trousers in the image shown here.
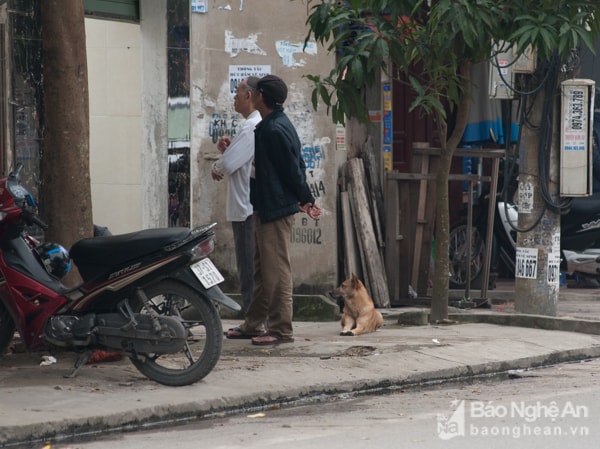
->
[232,215,255,310]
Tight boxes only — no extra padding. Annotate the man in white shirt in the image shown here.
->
[211,77,261,311]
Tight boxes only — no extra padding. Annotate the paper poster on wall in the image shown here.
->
[369,110,382,122]
[382,83,392,145]
[518,181,534,214]
[336,124,346,151]
[383,145,393,171]
[275,41,317,67]
[547,232,561,285]
[515,247,538,279]
[229,65,271,96]
[191,0,207,13]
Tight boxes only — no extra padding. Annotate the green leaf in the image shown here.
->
[539,27,555,55]
[350,57,364,86]
[304,0,600,126]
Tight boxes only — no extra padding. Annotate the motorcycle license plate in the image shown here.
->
[190,258,225,289]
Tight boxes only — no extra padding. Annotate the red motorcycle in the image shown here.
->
[0,164,240,386]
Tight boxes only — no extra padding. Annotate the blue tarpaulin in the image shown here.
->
[461,63,519,146]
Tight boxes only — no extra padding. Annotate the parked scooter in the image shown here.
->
[449,186,515,289]
[451,90,600,289]
[0,163,240,386]
[450,163,600,289]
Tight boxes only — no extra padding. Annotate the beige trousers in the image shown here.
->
[241,214,294,338]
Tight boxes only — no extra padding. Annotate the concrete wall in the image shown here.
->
[84,1,342,293]
[189,0,342,292]
[140,1,169,230]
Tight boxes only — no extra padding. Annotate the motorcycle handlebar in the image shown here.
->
[21,209,48,231]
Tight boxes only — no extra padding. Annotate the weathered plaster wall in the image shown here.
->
[190,0,342,293]
[140,1,169,230]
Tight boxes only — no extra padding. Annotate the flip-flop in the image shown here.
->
[251,334,294,346]
[225,327,262,339]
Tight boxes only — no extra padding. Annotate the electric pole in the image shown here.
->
[514,73,561,316]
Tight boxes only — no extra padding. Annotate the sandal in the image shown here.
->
[225,327,263,339]
[251,334,294,346]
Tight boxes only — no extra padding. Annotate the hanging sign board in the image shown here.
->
[560,79,594,196]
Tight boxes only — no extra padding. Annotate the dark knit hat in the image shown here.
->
[252,74,288,106]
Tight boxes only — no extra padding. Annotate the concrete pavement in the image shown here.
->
[1,285,600,448]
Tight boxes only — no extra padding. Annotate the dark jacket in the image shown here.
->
[251,108,315,222]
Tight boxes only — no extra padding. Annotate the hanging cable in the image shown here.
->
[502,90,547,233]
[537,51,573,215]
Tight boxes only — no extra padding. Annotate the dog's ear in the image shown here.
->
[351,273,359,288]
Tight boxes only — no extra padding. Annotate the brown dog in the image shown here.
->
[330,274,384,336]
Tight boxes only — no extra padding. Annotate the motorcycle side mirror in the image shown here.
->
[9,162,24,181]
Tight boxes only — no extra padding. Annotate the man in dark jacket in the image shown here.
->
[225,74,321,345]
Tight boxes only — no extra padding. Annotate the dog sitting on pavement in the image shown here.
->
[329,273,384,336]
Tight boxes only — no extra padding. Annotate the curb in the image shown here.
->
[390,309,600,336]
[450,312,600,335]
[3,344,600,448]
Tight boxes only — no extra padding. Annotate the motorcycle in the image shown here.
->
[451,89,600,289]
[560,195,600,284]
[450,171,600,289]
[0,163,240,386]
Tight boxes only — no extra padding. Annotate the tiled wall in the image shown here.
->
[86,18,142,234]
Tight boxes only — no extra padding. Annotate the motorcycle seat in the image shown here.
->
[70,227,191,267]
[569,194,600,214]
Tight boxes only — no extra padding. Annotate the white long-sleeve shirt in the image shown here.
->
[212,110,261,222]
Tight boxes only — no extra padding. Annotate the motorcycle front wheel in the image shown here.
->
[449,223,485,288]
[0,301,15,355]
[129,280,223,387]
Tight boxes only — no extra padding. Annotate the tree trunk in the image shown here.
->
[429,61,473,323]
[429,138,453,322]
[41,0,93,285]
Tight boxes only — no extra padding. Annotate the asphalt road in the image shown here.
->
[48,358,600,449]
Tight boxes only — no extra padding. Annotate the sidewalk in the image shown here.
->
[1,284,600,447]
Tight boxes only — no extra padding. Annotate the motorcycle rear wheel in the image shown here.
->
[129,280,223,387]
[449,223,485,288]
[0,301,16,355]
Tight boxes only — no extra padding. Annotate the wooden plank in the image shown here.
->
[397,180,413,301]
[411,151,429,288]
[360,138,385,248]
[340,191,361,280]
[412,147,506,159]
[407,145,505,299]
[384,176,401,304]
[347,186,371,293]
[479,156,501,299]
[417,152,439,295]
[386,173,493,182]
[347,158,390,307]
